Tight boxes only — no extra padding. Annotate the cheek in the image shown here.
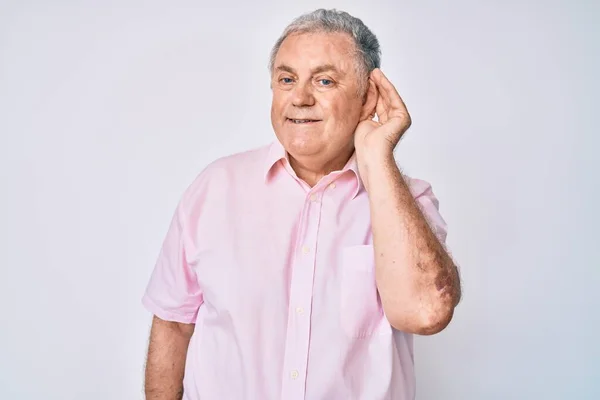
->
[271,93,289,114]
[324,96,362,135]
[329,99,354,125]
[270,97,283,119]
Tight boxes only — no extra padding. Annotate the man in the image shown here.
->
[142,8,461,400]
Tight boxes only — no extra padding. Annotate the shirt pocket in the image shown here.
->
[340,245,392,338]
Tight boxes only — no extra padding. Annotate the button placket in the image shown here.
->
[280,190,324,400]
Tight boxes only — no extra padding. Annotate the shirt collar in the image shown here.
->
[263,139,363,199]
[263,139,288,180]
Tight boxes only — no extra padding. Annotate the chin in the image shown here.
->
[282,132,323,154]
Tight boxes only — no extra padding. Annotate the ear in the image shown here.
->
[359,78,378,121]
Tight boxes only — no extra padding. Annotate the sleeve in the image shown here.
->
[141,199,204,324]
[407,177,449,246]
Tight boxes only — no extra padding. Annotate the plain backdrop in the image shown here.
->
[0,0,598,399]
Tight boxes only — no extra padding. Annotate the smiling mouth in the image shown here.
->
[287,118,322,124]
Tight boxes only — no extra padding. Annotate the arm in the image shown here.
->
[363,153,461,335]
[354,68,461,335]
[144,315,195,400]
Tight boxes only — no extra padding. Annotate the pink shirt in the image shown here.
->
[142,139,448,400]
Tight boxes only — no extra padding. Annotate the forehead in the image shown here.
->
[274,31,357,73]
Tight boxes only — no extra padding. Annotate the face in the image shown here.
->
[270,31,372,169]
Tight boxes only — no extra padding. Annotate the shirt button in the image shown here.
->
[291,370,299,379]
[310,194,318,202]
[302,245,310,254]
[329,183,336,189]
[296,307,304,314]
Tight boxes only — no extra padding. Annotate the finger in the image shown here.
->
[372,69,408,118]
[372,69,399,105]
[367,72,386,123]
[367,78,378,119]
[376,92,388,124]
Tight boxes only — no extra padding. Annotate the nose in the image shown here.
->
[291,81,315,107]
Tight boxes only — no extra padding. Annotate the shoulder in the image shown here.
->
[402,174,448,241]
[178,142,271,210]
[198,142,270,182]
[210,143,271,171]
[402,174,438,203]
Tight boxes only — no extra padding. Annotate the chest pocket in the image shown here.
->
[339,245,392,338]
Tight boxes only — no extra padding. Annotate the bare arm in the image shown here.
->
[144,315,195,400]
[354,69,461,335]
[364,153,461,335]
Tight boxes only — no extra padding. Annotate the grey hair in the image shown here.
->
[268,9,381,95]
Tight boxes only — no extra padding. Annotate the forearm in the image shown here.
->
[145,316,195,400]
[362,152,460,335]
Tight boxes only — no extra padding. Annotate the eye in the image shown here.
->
[280,77,294,84]
[318,78,333,86]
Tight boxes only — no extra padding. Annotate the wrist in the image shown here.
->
[356,145,395,171]
[355,147,398,193]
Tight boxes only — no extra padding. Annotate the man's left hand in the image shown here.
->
[354,68,412,156]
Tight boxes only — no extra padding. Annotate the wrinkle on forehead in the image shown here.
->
[277,31,358,74]
[273,31,368,97]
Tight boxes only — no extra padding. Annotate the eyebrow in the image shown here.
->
[275,63,341,76]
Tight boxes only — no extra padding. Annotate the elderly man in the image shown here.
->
[142,8,461,400]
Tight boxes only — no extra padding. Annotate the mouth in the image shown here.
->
[286,118,322,125]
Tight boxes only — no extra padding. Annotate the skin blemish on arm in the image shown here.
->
[434,268,452,292]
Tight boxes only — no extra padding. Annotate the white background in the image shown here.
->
[1,0,598,399]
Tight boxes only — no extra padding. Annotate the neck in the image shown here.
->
[288,147,354,187]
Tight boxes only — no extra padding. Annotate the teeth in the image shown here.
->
[292,119,312,123]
